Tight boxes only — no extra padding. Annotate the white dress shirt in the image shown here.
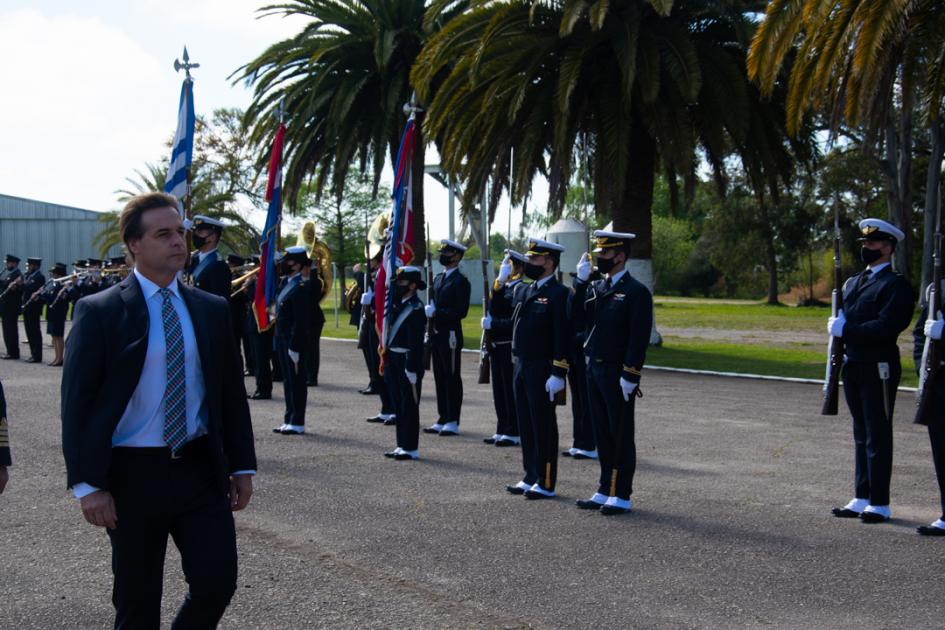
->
[74,269,252,499]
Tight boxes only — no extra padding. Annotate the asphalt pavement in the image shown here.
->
[1,336,944,629]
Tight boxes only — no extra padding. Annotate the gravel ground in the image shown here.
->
[1,333,944,629]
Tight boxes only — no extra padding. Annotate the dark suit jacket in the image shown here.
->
[841,265,915,363]
[510,277,570,377]
[432,269,471,334]
[275,278,311,353]
[61,274,256,492]
[191,251,232,299]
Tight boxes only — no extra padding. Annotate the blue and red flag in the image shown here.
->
[254,122,286,331]
[375,116,418,370]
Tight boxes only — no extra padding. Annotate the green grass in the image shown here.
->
[653,299,830,332]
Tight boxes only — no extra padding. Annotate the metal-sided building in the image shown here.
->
[0,193,123,268]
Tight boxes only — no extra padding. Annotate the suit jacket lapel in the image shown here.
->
[118,274,150,372]
[599,273,631,300]
[178,281,212,376]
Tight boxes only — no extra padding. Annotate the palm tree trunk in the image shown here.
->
[921,121,945,299]
[758,196,779,305]
[881,109,914,284]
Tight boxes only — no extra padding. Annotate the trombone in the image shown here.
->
[230,266,259,298]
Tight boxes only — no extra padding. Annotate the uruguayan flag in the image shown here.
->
[164,79,195,215]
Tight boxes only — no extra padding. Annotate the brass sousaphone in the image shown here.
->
[296,220,332,302]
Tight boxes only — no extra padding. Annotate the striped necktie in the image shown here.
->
[159,288,187,454]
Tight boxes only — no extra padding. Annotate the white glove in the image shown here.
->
[924,311,945,340]
[360,290,373,305]
[425,302,436,318]
[544,375,566,401]
[481,315,492,330]
[827,309,845,337]
[576,252,591,282]
[497,255,512,283]
[288,350,299,364]
[620,377,638,401]
[405,369,417,385]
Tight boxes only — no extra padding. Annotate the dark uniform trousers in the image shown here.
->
[586,361,637,499]
[253,328,274,396]
[432,326,463,424]
[21,273,45,361]
[490,342,517,437]
[275,336,307,425]
[0,269,22,357]
[513,358,558,490]
[365,324,395,415]
[928,372,945,520]
[386,353,423,451]
[568,340,595,452]
[305,319,324,385]
[107,440,236,630]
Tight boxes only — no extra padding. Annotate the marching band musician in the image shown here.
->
[481,250,526,447]
[828,219,914,524]
[41,262,70,367]
[505,237,569,500]
[188,215,231,298]
[0,254,23,359]
[21,257,46,364]
[571,231,652,515]
[227,254,251,375]
[383,266,428,460]
[423,239,471,437]
[272,247,312,435]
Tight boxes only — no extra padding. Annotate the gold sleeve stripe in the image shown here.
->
[623,366,641,376]
[0,417,8,447]
[553,359,570,369]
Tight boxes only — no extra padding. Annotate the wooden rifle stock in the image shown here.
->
[822,209,844,416]
[478,259,492,384]
[916,233,942,426]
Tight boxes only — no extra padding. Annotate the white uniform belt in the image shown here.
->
[389,347,408,354]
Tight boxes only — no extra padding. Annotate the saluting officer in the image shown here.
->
[828,219,915,524]
[0,254,23,359]
[272,247,312,435]
[188,216,232,298]
[913,276,945,537]
[42,262,70,367]
[481,250,526,447]
[383,266,428,460]
[505,237,570,500]
[21,257,46,363]
[424,240,471,436]
[571,231,653,515]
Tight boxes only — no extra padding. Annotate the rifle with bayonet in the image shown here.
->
[916,232,943,426]
[422,223,434,370]
[478,257,492,384]
[822,203,844,416]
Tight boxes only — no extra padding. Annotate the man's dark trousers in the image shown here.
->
[512,358,558,491]
[386,352,422,451]
[586,361,637,500]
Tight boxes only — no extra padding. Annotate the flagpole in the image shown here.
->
[173,47,199,274]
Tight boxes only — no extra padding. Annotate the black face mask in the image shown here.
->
[596,256,616,274]
[393,284,409,300]
[524,262,545,280]
[192,234,207,249]
[860,246,883,265]
[439,254,454,267]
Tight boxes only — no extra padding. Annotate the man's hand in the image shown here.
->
[405,369,418,385]
[0,466,8,494]
[544,375,566,401]
[230,474,253,511]
[80,490,118,529]
[425,302,436,318]
[619,378,638,402]
[576,252,592,282]
[497,255,513,284]
[827,309,845,338]
[288,349,300,365]
[924,311,945,341]
[360,290,374,306]
[481,315,492,330]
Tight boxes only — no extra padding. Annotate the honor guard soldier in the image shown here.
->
[42,262,70,366]
[361,252,397,424]
[829,219,915,524]
[383,267,428,460]
[227,254,252,375]
[913,277,945,536]
[481,250,526,447]
[506,237,570,500]
[272,247,312,435]
[0,378,9,493]
[565,265,598,462]
[21,257,46,363]
[423,239,471,436]
[244,263,275,400]
[301,257,326,387]
[188,215,232,298]
[571,231,652,515]
[0,254,23,359]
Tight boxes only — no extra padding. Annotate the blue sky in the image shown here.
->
[0,1,541,242]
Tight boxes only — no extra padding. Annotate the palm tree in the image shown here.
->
[412,0,812,308]
[233,0,468,263]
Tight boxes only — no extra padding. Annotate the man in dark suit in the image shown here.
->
[0,378,10,494]
[423,239,471,436]
[61,192,257,629]
[20,256,46,363]
[188,215,232,299]
[0,254,23,359]
[571,232,653,515]
[505,237,570,500]
[828,218,915,524]
[271,246,311,435]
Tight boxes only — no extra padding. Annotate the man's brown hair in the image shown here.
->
[119,192,180,260]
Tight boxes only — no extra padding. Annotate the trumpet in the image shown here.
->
[230,266,260,298]
[51,272,86,284]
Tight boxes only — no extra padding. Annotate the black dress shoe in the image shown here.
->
[561,450,573,457]
[1,354,19,360]
[860,511,889,524]
[383,418,396,426]
[600,505,631,516]
[306,380,317,387]
[495,438,517,447]
[366,415,385,423]
[483,437,496,444]
[505,484,526,495]
[422,426,442,434]
[438,430,458,437]
[572,452,592,460]
[383,450,398,458]
[24,357,40,363]
[393,452,417,461]
[524,489,554,500]
[359,387,377,395]
[917,525,945,536]
[249,392,272,400]
[831,507,861,518]
[576,499,604,510]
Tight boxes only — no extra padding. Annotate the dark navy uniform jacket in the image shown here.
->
[21,270,46,311]
[841,265,915,363]
[432,269,471,335]
[307,272,326,327]
[511,276,570,378]
[388,294,427,375]
[190,251,232,299]
[275,276,311,353]
[911,280,945,368]
[489,277,523,345]
[572,271,653,385]
[0,267,23,314]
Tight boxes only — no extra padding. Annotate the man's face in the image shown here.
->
[128,206,187,275]
[5,261,14,271]
[195,227,218,247]
[598,249,626,265]
[27,262,39,273]
[864,240,892,257]
[527,254,552,274]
